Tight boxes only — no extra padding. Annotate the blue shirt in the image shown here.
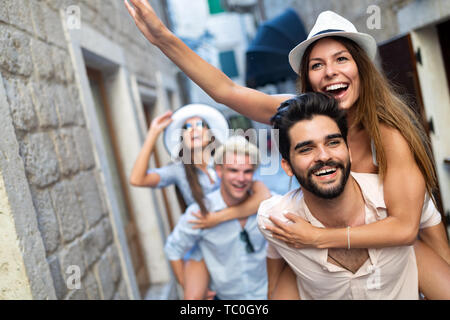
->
[149,161,220,261]
[148,161,220,206]
[254,153,300,195]
[164,188,268,300]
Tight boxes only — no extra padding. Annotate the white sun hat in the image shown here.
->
[288,11,377,74]
[163,103,229,157]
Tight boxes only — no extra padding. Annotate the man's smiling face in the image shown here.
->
[216,153,255,203]
[282,115,351,199]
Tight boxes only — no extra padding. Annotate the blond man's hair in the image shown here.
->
[214,135,260,168]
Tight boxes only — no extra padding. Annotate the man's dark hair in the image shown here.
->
[270,92,348,161]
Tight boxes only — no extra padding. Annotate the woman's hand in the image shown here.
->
[188,211,222,229]
[265,213,321,249]
[148,110,173,137]
[124,0,169,45]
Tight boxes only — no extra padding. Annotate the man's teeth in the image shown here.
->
[326,83,348,91]
[314,168,337,176]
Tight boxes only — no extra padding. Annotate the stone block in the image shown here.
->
[93,171,109,216]
[0,27,33,76]
[95,253,115,300]
[51,47,71,83]
[30,38,54,79]
[74,170,104,228]
[81,226,102,268]
[43,6,67,48]
[106,245,121,285]
[29,186,61,254]
[47,254,67,300]
[46,0,75,12]
[60,238,86,280]
[84,271,101,300]
[51,84,78,126]
[19,132,60,188]
[66,287,88,300]
[77,2,96,25]
[2,77,38,132]
[0,1,8,23]
[29,0,48,40]
[81,217,114,269]
[49,179,85,243]
[68,85,85,126]
[100,218,114,250]
[4,0,33,33]
[72,127,96,170]
[103,0,119,28]
[28,80,59,128]
[51,128,80,176]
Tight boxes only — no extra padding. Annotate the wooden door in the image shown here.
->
[86,68,150,297]
[436,19,450,227]
[437,19,450,96]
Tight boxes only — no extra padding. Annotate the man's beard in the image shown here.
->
[294,159,351,199]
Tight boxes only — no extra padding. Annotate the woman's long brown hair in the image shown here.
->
[183,160,209,216]
[297,36,438,201]
[180,125,215,217]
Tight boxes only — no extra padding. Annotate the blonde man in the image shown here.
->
[165,136,268,300]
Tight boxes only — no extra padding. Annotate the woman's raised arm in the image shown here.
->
[124,0,287,123]
[129,110,173,187]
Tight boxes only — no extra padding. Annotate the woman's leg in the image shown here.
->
[414,239,450,299]
[271,264,300,300]
[183,259,213,300]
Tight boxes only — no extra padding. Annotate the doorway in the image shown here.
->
[141,100,180,230]
[86,67,150,297]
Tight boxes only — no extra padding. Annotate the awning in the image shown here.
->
[245,8,307,88]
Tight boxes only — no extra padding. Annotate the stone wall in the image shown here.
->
[0,0,178,300]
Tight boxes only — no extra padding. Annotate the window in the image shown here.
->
[228,114,253,131]
[219,50,239,78]
[208,0,225,14]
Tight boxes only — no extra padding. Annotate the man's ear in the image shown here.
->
[281,158,294,177]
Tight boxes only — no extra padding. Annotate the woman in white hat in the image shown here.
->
[125,1,449,298]
[130,104,270,299]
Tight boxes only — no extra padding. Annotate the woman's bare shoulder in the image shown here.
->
[379,123,409,148]
[379,123,415,164]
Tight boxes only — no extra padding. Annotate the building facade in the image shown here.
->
[0,0,184,300]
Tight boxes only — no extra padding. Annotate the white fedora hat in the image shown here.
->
[288,11,377,74]
[163,103,229,157]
